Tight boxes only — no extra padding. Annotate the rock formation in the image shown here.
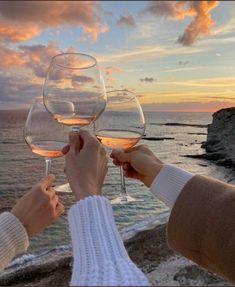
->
[202,107,235,168]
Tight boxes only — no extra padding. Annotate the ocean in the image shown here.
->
[0,110,233,268]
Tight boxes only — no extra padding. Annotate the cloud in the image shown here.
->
[19,42,62,78]
[142,1,186,20]
[0,1,108,43]
[105,66,122,75]
[157,77,235,87]
[117,14,136,27]
[71,75,94,88]
[140,77,156,83]
[0,74,42,105]
[178,60,190,65]
[0,45,25,68]
[142,100,234,113]
[98,43,208,63]
[72,75,94,83]
[143,1,219,46]
[105,66,122,83]
[177,1,219,46]
[164,66,203,73]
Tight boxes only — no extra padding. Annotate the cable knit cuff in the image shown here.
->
[68,196,129,276]
[150,164,193,209]
[0,212,29,270]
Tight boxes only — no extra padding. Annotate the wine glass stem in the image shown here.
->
[45,158,52,176]
[72,126,80,132]
[120,165,128,199]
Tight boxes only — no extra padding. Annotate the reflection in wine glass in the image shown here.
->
[94,90,145,204]
[24,98,70,176]
[43,52,106,131]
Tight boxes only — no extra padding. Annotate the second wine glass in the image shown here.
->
[94,90,145,204]
[43,52,106,131]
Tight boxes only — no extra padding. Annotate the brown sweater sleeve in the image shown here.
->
[167,174,235,282]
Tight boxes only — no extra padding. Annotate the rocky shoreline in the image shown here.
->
[182,108,235,171]
[0,224,230,286]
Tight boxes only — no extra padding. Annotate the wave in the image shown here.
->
[4,211,169,272]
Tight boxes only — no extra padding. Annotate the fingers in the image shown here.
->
[112,158,121,166]
[79,129,98,148]
[110,148,131,163]
[62,144,70,155]
[69,131,81,154]
[39,174,55,189]
[50,192,64,217]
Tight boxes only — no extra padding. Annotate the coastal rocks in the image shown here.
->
[202,108,235,168]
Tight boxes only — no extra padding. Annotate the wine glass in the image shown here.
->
[43,52,106,131]
[94,90,145,204]
[24,98,70,177]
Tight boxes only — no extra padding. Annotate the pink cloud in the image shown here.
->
[143,1,219,46]
[0,1,108,43]
[105,66,123,83]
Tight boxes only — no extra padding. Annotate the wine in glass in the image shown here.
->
[43,52,106,131]
[94,90,145,204]
[24,98,70,177]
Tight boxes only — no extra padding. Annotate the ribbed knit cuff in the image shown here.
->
[150,164,193,209]
[68,196,129,276]
[0,212,29,270]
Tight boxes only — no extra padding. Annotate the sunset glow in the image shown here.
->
[0,1,235,112]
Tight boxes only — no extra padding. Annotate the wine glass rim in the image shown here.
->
[51,52,97,70]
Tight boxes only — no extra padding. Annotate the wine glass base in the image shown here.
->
[54,183,72,193]
[111,195,143,205]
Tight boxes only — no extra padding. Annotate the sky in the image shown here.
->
[0,1,235,112]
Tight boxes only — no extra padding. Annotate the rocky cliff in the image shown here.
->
[202,107,235,168]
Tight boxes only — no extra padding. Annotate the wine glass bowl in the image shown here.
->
[24,98,70,176]
[43,53,106,131]
[94,90,145,204]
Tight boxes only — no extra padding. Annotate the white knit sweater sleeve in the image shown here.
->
[150,164,193,209]
[0,212,29,271]
[68,196,150,286]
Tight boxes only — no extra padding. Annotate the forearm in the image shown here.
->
[150,164,235,282]
[167,175,235,283]
[68,196,149,286]
[0,212,29,271]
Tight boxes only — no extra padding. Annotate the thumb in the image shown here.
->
[39,174,55,189]
[110,148,131,163]
[56,202,65,216]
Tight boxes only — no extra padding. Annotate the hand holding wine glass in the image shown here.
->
[94,90,145,204]
[111,145,163,188]
[64,130,108,201]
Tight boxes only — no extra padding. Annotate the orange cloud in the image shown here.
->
[105,66,123,83]
[0,1,108,43]
[142,101,234,113]
[0,45,25,68]
[0,22,40,43]
[143,1,219,46]
[178,1,219,46]
[105,66,123,75]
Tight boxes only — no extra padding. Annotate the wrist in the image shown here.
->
[73,185,101,202]
[147,162,164,187]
